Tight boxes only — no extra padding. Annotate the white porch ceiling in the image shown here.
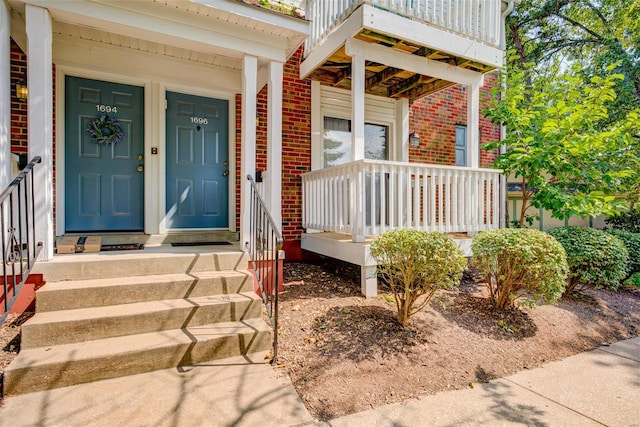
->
[9,0,309,67]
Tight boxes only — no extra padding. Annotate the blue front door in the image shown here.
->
[165,92,229,229]
[65,76,145,232]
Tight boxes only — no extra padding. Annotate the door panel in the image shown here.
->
[166,92,229,229]
[65,76,144,231]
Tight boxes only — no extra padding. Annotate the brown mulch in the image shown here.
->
[277,259,640,421]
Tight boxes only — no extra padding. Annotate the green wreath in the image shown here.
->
[86,115,124,145]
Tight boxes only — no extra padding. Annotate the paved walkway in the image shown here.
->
[1,338,639,426]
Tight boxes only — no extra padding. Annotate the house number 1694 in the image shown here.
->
[191,117,208,124]
[96,104,117,113]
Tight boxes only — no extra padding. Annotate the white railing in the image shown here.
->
[302,159,502,240]
[306,0,502,52]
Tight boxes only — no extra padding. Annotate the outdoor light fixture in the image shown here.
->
[16,81,28,100]
[409,132,421,147]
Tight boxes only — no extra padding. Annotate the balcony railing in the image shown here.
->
[306,0,502,52]
[302,159,501,240]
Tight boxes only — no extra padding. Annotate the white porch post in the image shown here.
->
[240,55,257,249]
[266,60,283,229]
[26,5,53,260]
[0,0,10,189]
[467,78,483,169]
[351,53,365,243]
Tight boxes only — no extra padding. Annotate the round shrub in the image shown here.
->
[472,228,568,310]
[370,229,467,326]
[606,230,640,276]
[547,226,629,293]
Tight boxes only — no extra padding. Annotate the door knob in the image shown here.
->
[222,170,229,177]
[137,165,144,172]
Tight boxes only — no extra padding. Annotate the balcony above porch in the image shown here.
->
[301,1,507,101]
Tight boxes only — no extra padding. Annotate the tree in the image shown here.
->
[485,60,640,227]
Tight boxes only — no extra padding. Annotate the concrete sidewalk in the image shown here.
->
[328,337,640,427]
[1,338,639,426]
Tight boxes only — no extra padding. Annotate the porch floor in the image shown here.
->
[301,231,473,298]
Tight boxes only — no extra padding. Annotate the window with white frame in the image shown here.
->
[323,117,389,168]
[455,124,467,166]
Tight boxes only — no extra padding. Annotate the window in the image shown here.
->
[323,117,388,168]
[455,124,467,166]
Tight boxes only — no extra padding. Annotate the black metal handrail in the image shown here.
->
[1,156,42,323]
[245,174,284,364]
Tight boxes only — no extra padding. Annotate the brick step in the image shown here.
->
[21,291,262,349]
[36,270,254,312]
[33,250,249,281]
[3,318,271,396]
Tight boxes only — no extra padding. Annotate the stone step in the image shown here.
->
[21,291,263,349]
[33,250,249,282]
[36,270,254,312]
[3,318,272,396]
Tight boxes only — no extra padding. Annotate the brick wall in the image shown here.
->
[10,39,27,155]
[408,73,500,167]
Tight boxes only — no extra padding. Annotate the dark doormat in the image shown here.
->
[171,241,232,247]
[101,243,145,251]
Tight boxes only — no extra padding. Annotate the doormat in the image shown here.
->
[101,243,145,251]
[171,241,232,247]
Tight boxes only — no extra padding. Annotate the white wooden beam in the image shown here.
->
[345,38,485,87]
[361,4,504,68]
[26,5,53,260]
[240,55,257,250]
[1,0,10,189]
[396,97,409,162]
[310,81,322,171]
[300,6,364,79]
[467,82,481,168]
[24,0,288,62]
[351,53,365,162]
[266,60,283,229]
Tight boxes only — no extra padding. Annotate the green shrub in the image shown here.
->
[472,228,568,310]
[370,229,466,326]
[547,226,629,293]
[606,230,640,276]
[623,273,640,289]
[605,209,640,233]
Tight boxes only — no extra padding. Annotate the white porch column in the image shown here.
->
[266,60,283,229]
[240,55,258,249]
[351,53,366,243]
[351,53,365,161]
[467,79,483,169]
[0,0,10,189]
[26,5,53,260]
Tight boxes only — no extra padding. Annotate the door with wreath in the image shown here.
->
[64,76,144,232]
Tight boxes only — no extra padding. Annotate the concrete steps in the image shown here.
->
[3,318,271,396]
[3,248,270,396]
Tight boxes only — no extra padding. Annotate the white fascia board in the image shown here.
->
[345,38,484,87]
[22,0,288,62]
[53,33,242,91]
[300,6,363,79]
[361,4,504,69]
[192,0,310,36]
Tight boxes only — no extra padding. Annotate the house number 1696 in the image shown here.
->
[191,117,208,124]
[96,104,117,113]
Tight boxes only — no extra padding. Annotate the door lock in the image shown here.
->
[222,170,229,177]
[137,165,144,172]
[137,154,144,161]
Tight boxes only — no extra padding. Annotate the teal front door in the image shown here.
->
[165,92,229,229]
[65,76,145,232]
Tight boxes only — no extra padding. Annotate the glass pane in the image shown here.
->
[323,117,352,167]
[365,123,388,160]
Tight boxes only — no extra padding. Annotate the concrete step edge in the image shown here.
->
[3,318,272,396]
[22,292,264,349]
